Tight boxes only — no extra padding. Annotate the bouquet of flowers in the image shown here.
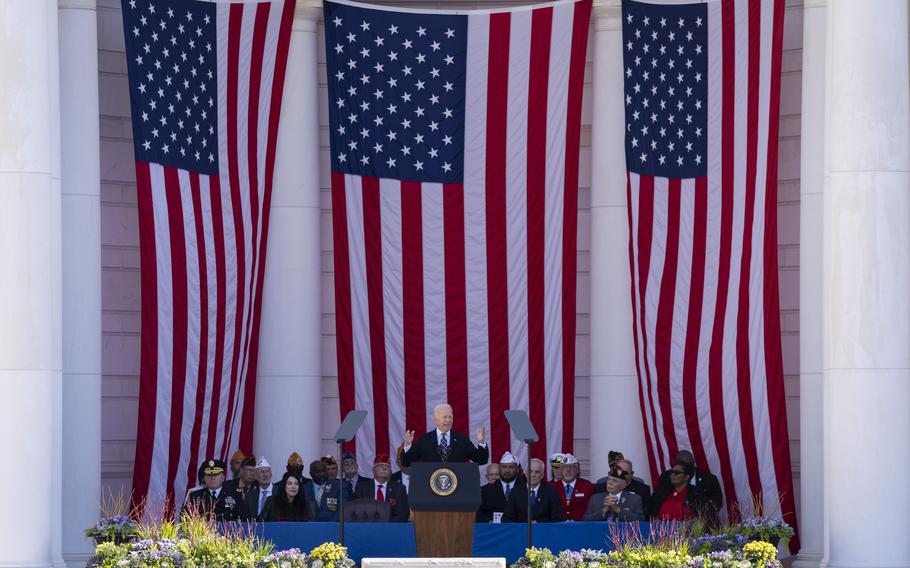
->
[84,515,141,545]
[259,548,309,568]
[730,517,794,546]
[688,533,749,555]
[306,542,355,568]
[512,547,558,568]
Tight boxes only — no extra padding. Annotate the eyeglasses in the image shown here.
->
[670,469,686,475]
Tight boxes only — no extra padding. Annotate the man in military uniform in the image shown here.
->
[184,459,244,521]
[309,459,341,521]
[223,455,256,501]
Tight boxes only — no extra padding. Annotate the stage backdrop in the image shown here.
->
[326,0,592,467]
[621,0,798,551]
[120,0,295,508]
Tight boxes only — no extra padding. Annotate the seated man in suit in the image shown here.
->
[354,454,410,522]
[652,449,723,514]
[341,452,373,500]
[594,453,652,513]
[309,459,342,521]
[400,403,489,465]
[583,463,644,521]
[547,453,594,521]
[503,458,564,523]
[477,451,520,522]
[485,463,501,484]
[184,459,245,521]
[243,456,275,521]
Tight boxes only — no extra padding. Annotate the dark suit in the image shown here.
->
[244,482,278,520]
[502,483,564,523]
[400,430,489,466]
[261,495,316,522]
[582,491,644,522]
[354,480,410,522]
[654,467,723,513]
[390,470,410,493]
[309,479,342,521]
[650,482,718,529]
[343,475,374,501]
[184,485,245,521]
[477,480,519,522]
[594,477,652,513]
[222,478,254,503]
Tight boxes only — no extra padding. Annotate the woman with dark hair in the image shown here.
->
[650,461,718,528]
[262,472,316,522]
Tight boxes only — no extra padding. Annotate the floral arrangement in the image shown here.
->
[84,507,355,568]
[84,515,141,545]
[730,517,794,545]
[688,533,749,556]
[305,542,356,568]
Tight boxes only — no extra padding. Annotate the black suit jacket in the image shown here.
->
[594,477,652,512]
[400,430,489,466]
[502,483,564,523]
[654,467,723,513]
[184,486,245,521]
[343,475,375,500]
[477,480,519,522]
[353,480,410,522]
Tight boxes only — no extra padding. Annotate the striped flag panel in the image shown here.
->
[121,0,294,510]
[326,0,592,470]
[622,0,798,551]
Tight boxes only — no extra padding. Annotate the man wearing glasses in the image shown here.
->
[594,452,652,512]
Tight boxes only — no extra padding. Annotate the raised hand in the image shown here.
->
[403,430,414,446]
[476,425,486,445]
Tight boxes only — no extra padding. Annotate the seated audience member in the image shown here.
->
[477,452,520,522]
[390,444,411,493]
[184,459,244,521]
[485,463,501,484]
[286,452,311,483]
[503,458,564,523]
[263,472,315,522]
[594,455,652,513]
[223,455,257,500]
[322,455,340,480]
[341,452,373,500]
[654,450,723,513]
[547,454,594,521]
[354,454,410,522]
[651,461,717,528]
[310,459,342,521]
[244,457,274,520]
[229,450,245,479]
[583,464,644,522]
[549,453,564,482]
[183,462,207,504]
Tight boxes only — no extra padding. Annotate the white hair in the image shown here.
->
[529,458,545,469]
[433,403,453,416]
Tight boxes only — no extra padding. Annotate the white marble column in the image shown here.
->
[58,1,102,566]
[0,2,62,567]
[793,2,825,567]
[589,0,648,482]
[255,1,324,467]
[823,2,910,567]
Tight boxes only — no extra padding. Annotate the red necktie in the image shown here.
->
[377,485,385,502]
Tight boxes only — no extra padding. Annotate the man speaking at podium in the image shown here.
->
[400,403,489,465]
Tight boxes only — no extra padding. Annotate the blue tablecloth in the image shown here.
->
[257,522,652,563]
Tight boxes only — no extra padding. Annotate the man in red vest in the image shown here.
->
[547,453,594,521]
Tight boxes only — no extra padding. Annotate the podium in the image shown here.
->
[408,463,481,557]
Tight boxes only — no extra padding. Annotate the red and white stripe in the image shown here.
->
[131,0,294,511]
[627,0,798,549]
[333,0,591,470]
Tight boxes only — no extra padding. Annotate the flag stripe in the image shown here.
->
[526,5,552,463]
[423,182,449,427]
[349,174,374,460]
[655,177,681,459]
[206,174,229,459]
[333,171,356,455]
[380,177,405,460]
[443,183,467,432]
[485,11,511,459]
[402,182,427,434]
[560,0,589,453]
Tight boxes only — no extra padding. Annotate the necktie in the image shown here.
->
[531,489,538,515]
[565,484,573,503]
[345,479,353,497]
[210,490,217,500]
[376,485,385,502]
[316,484,325,504]
[439,432,450,461]
[504,483,511,500]
[258,490,268,515]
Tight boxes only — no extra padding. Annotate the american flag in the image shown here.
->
[622,0,798,548]
[120,0,294,508]
[327,0,591,469]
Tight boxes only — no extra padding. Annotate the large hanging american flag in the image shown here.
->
[120,0,294,508]
[622,0,798,549]
[327,0,591,468]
